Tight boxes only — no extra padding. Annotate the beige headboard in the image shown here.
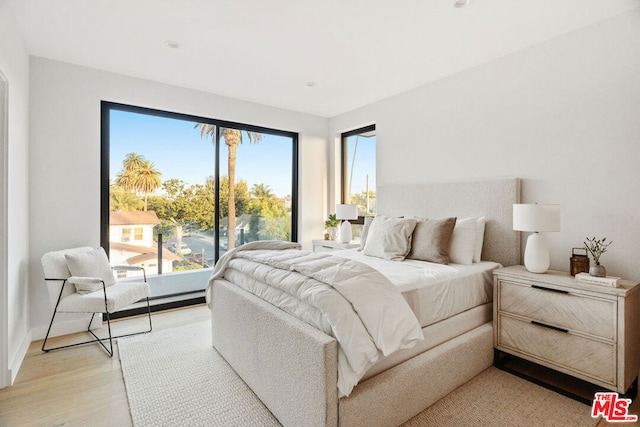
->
[377,178,521,267]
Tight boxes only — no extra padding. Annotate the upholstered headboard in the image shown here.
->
[377,178,521,267]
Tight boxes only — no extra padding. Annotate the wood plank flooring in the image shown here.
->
[0,304,636,426]
[0,305,210,427]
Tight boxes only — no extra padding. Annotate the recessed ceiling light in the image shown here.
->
[164,40,179,49]
[454,0,471,7]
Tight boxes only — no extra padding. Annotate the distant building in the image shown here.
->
[109,211,180,277]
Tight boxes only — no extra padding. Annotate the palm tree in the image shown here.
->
[123,152,145,172]
[114,153,162,211]
[115,169,136,192]
[133,160,162,211]
[251,183,275,200]
[196,125,263,250]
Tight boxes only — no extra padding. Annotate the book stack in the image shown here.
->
[575,272,620,287]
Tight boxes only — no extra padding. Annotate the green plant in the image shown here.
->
[324,213,340,228]
[584,237,613,265]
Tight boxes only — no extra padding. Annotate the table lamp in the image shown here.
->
[513,204,560,273]
[335,204,358,243]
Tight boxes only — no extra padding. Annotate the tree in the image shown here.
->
[251,183,275,201]
[217,177,249,223]
[149,179,196,254]
[115,169,136,192]
[247,183,289,241]
[196,125,263,249]
[115,153,162,211]
[350,190,376,216]
[133,160,162,211]
[109,185,144,211]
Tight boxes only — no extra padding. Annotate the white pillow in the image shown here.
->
[65,247,116,294]
[473,216,486,263]
[362,215,417,261]
[359,216,375,250]
[448,217,478,265]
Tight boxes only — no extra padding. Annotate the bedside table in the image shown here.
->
[494,265,640,395]
[312,239,360,253]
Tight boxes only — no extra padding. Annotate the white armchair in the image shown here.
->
[41,246,152,356]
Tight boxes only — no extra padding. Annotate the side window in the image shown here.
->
[134,227,143,241]
[121,227,131,243]
[341,125,376,238]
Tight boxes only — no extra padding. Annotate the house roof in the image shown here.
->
[110,241,181,264]
[110,211,160,226]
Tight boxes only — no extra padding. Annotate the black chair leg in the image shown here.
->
[42,298,152,356]
[41,308,59,353]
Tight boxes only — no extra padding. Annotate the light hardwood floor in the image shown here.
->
[0,304,636,426]
[0,305,210,427]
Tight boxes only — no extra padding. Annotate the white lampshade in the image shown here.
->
[335,204,358,220]
[513,204,560,232]
[513,204,560,274]
[336,204,358,243]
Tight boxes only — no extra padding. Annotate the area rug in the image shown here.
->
[118,321,280,426]
[119,321,598,427]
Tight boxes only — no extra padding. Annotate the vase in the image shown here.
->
[589,263,606,277]
[327,227,339,241]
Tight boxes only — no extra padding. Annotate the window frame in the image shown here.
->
[100,101,299,263]
[340,124,376,225]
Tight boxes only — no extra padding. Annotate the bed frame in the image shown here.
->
[210,178,521,426]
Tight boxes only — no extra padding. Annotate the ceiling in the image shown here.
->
[5,0,639,117]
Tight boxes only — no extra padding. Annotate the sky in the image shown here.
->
[109,109,376,201]
[109,109,294,197]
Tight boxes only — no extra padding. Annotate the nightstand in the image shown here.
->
[494,265,640,395]
[312,239,360,253]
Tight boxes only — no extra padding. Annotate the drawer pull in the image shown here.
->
[531,320,568,333]
[531,285,569,295]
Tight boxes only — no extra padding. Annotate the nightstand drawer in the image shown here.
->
[498,280,616,340]
[498,315,616,385]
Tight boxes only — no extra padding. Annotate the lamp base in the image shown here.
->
[524,232,550,273]
[340,220,352,243]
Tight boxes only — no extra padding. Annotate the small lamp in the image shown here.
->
[335,204,358,243]
[513,204,560,273]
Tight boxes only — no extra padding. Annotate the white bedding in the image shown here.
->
[207,240,424,397]
[207,240,500,397]
[331,249,500,327]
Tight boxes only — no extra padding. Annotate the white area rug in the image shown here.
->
[120,321,598,427]
[118,321,280,427]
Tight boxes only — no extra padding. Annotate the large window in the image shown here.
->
[101,102,298,302]
[341,125,376,238]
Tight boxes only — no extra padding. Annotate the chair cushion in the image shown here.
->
[65,247,116,294]
[57,281,150,313]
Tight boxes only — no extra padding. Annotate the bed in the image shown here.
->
[208,178,521,426]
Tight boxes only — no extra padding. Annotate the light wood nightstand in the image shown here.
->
[494,265,640,396]
[312,239,360,253]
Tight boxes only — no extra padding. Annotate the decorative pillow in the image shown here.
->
[359,216,375,250]
[65,247,116,294]
[473,216,486,263]
[406,217,457,264]
[449,217,478,265]
[362,215,417,261]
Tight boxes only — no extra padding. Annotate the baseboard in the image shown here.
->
[8,328,32,385]
[30,314,103,341]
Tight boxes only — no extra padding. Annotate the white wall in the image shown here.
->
[29,57,328,338]
[0,3,32,386]
[330,9,640,281]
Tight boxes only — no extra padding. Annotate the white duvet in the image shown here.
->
[207,240,424,397]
